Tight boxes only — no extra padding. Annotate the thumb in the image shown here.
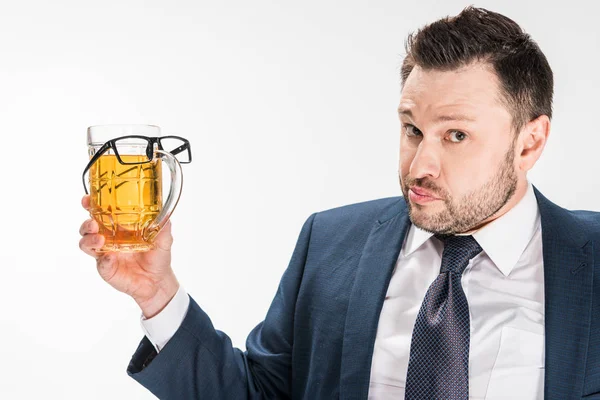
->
[154,220,174,252]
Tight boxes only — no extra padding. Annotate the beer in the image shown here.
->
[89,154,162,252]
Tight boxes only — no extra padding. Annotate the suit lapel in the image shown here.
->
[534,186,595,399]
[339,198,411,400]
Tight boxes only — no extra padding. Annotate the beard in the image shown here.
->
[399,140,518,235]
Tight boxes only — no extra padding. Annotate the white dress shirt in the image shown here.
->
[369,180,544,399]
[140,285,190,352]
[142,180,544,399]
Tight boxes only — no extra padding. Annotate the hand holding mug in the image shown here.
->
[79,195,179,318]
[79,125,192,317]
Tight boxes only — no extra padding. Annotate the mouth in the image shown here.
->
[410,187,439,199]
[408,187,440,204]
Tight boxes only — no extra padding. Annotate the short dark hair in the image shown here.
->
[401,6,554,133]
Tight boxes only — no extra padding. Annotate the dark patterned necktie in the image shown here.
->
[404,234,483,400]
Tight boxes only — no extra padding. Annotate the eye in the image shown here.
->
[403,124,422,137]
[448,130,467,143]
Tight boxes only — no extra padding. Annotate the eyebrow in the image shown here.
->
[397,107,476,123]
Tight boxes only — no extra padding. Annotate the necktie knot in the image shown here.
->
[435,234,483,275]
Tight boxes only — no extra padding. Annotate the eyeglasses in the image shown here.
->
[82,135,192,194]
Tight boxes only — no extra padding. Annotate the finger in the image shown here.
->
[81,195,91,210]
[79,219,99,236]
[79,234,105,258]
[154,220,174,252]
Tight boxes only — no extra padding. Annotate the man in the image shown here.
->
[79,6,600,400]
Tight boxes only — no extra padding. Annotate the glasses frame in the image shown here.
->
[82,134,192,194]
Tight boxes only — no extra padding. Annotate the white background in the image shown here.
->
[0,0,598,398]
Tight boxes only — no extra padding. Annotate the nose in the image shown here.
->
[409,137,442,180]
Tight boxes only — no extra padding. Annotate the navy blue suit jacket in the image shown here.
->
[127,186,600,399]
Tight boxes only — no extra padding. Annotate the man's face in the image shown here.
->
[398,63,520,235]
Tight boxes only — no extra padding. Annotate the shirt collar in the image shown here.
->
[401,180,541,276]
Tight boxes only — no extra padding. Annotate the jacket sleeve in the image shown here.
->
[127,212,317,399]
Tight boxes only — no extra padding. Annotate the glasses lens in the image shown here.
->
[160,137,191,163]
[114,137,152,164]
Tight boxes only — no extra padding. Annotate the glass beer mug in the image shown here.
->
[82,125,191,252]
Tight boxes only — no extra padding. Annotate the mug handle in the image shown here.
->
[143,149,183,243]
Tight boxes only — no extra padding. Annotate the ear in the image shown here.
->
[517,115,551,172]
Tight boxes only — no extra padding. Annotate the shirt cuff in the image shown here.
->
[140,285,190,353]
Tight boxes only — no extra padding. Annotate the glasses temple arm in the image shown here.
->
[82,142,111,194]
